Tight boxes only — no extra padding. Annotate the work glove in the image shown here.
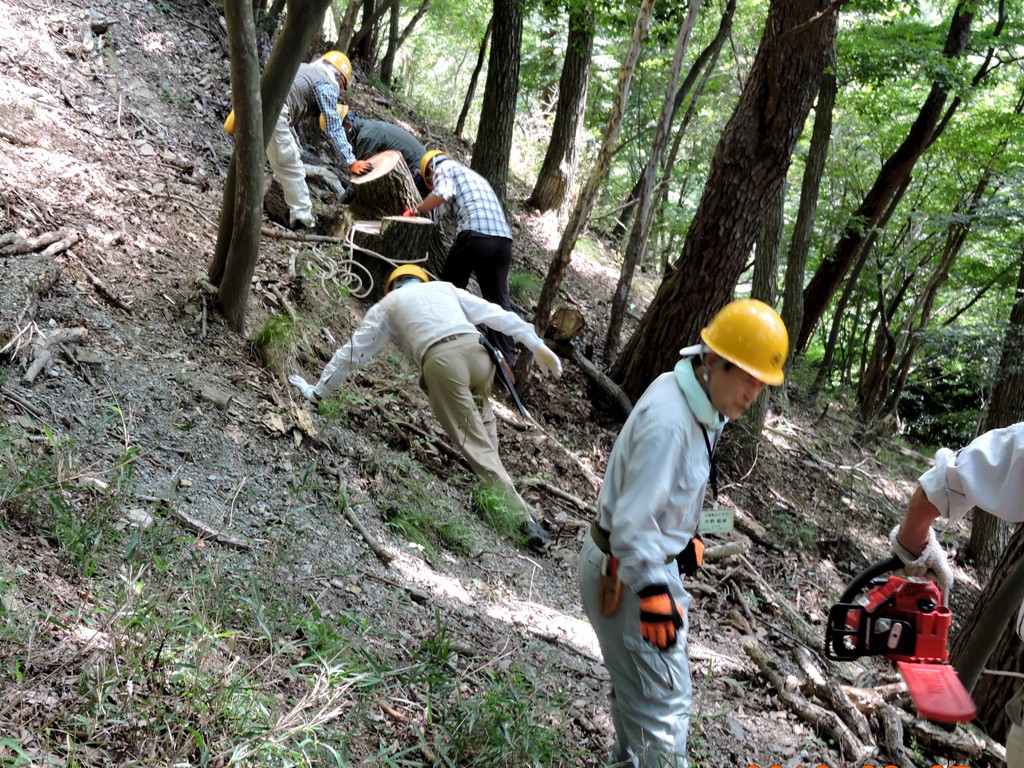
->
[637,583,684,650]
[676,533,705,577]
[533,344,562,378]
[889,524,954,603]
[350,159,373,176]
[288,374,319,404]
[402,207,417,218]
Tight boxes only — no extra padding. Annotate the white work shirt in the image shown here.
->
[919,422,1024,524]
[596,365,723,592]
[312,281,544,398]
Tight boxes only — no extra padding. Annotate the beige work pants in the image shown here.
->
[420,334,531,523]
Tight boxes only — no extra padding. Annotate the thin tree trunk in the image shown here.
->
[797,4,975,352]
[603,0,702,363]
[455,19,491,139]
[532,0,656,343]
[526,6,593,213]
[780,39,835,373]
[379,0,400,87]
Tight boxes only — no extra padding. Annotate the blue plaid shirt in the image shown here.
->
[313,80,355,165]
[430,158,511,240]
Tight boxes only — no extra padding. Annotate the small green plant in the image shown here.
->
[252,312,299,374]
[509,270,541,304]
[471,483,524,540]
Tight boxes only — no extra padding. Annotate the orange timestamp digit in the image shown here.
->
[746,765,970,768]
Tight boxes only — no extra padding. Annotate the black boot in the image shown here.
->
[521,519,550,552]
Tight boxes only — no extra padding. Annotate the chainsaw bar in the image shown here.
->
[897,661,977,723]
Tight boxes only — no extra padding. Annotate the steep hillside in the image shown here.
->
[0,0,1004,765]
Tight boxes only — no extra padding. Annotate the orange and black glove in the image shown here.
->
[402,207,417,217]
[350,159,373,176]
[637,583,684,650]
[676,533,705,577]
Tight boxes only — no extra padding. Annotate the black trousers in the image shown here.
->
[441,231,517,364]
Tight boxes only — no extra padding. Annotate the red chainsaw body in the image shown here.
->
[846,575,951,663]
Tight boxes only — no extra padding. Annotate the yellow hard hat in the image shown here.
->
[319,104,349,132]
[420,150,447,188]
[385,264,429,293]
[321,51,352,86]
[700,299,788,385]
[223,110,236,135]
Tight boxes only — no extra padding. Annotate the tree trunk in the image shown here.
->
[354,0,376,65]
[333,0,362,52]
[796,4,975,353]
[209,0,331,289]
[950,523,1024,744]
[470,0,522,204]
[610,0,735,242]
[780,39,835,372]
[379,0,400,87]
[455,19,492,139]
[612,0,838,401]
[344,217,446,300]
[603,0,702,363]
[531,0,656,347]
[347,150,421,220]
[967,245,1024,566]
[213,0,264,332]
[526,6,593,213]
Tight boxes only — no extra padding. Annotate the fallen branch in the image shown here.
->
[0,228,75,256]
[68,250,130,311]
[0,385,45,417]
[340,488,393,565]
[704,539,750,563]
[792,645,874,747]
[737,553,822,650]
[166,506,250,550]
[393,419,470,470]
[894,707,1005,764]
[564,344,632,419]
[521,477,595,516]
[743,640,871,762]
[879,702,918,767]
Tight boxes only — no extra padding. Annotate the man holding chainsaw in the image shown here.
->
[287,265,562,551]
[579,299,788,767]
[890,421,1024,766]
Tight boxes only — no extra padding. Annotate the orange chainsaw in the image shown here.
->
[824,556,977,724]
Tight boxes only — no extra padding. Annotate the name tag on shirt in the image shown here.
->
[699,505,734,534]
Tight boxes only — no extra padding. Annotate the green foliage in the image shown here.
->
[509,269,542,304]
[470,483,524,541]
[251,311,300,375]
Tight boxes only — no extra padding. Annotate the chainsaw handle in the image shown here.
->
[838,555,904,604]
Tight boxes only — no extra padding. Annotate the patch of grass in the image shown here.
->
[471,482,525,541]
[509,270,542,304]
[251,311,299,375]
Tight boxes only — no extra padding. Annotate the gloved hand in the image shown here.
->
[288,374,319,404]
[350,159,373,176]
[533,344,562,378]
[889,524,954,602]
[676,533,704,577]
[402,207,417,218]
[637,583,684,650]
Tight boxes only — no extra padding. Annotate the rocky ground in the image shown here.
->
[0,0,1008,765]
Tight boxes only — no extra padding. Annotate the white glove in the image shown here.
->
[533,344,562,378]
[889,524,954,603]
[288,374,319,403]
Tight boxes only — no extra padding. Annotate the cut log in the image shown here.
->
[348,150,420,220]
[546,307,586,341]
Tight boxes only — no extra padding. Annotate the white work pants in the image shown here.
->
[266,107,313,227]
[579,535,692,767]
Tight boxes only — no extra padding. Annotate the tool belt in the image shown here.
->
[591,521,693,568]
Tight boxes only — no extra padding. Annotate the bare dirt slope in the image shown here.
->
[0,0,1004,765]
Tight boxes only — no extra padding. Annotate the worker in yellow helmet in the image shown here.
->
[580,299,788,766]
[224,51,370,230]
[288,265,564,551]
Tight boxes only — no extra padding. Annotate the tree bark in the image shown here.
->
[780,39,835,373]
[213,0,264,332]
[210,0,332,289]
[796,4,975,352]
[470,0,522,204]
[950,523,1024,744]
[612,0,840,401]
[603,0,702,364]
[526,6,593,213]
[455,19,491,139]
[532,0,656,351]
[967,244,1024,566]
